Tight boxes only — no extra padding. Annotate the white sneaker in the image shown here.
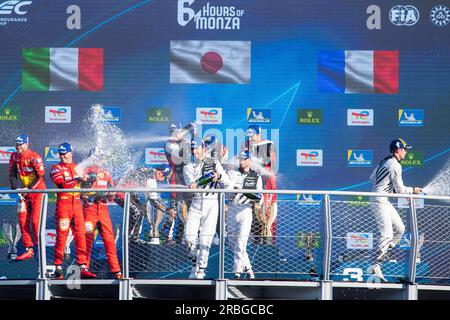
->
[244,268,255,279]
[189,266,198,279]
[234,273,241,279]
[370,264,387,282]
[195,269,205,279]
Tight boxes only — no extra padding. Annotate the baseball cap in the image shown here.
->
[389,138,412,153]
[239,150,251,160]
[246,125,261,137]
[58,142,73,154]
[15,134,29,145]
[169,122,182,131]
[204,135,217,149]
[156,164,172,178]
[191,138,205,149]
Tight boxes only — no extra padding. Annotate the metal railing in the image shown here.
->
[0,188,449,299]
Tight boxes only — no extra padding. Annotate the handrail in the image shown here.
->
[1,188,449,201]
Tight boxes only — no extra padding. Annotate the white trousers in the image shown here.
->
[185,197,218,269]
[227,204,253,273]
[371,201,405,257]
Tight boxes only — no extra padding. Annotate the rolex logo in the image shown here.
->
[4,109,10,115]
[156,109,162,116]
[307,111,313,118]
[408,154,414,160]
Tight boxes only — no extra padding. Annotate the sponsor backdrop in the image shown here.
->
[0,0,449,192]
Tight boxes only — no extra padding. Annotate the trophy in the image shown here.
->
[297,232,320,261]
[2,222,22,260]
[64,228,74,261]
[146,200,164,244]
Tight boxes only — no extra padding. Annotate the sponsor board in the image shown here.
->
[0,187,18,205]
[398,197,424,209]
[44,147,60,163]
[347,109,373,126]
[96,106,121,123]
[398,109,424,127]
[45,229,57,246]
[347,232,373,249]
[0,147,15,163]
[145,148,168,165]
[147,108,171,122]
[400,151,424,167]
[0,106,20,121]
[297,109,322,125]
[45,106,71,123]
[296,194,322,206]
[348,150,373,167]
[196,108,222,124]
[247,108,271,124]
[296,149,323,166]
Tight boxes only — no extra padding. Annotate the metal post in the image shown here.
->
[122,193,130,279]
[322,194,332,281]
[36,193,50,300]
[38,193,48,279]
[407,197,419,285]
[218,192,226,280]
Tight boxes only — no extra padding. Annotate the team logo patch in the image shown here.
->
[58,218,70,231]
[85,221,94,233]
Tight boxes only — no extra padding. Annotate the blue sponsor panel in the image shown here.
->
[100,107,121,124]
[247,108,271,124]
[347,150,373,167]
[398,109,424,127]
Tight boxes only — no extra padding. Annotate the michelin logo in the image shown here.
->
[178,0,245,30]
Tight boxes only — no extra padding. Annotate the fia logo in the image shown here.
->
[389,5,420,26]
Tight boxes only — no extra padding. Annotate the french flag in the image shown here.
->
[318,50,398,94]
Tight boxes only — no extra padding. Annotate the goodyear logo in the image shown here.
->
[347,150,373,167]
[247,108,271,124]
[147,108,171,122]
[297,109,322,125]
[398,109,424,127]
[0,107,20,121]
[400,151,424,167]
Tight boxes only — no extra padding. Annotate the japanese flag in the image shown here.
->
[170,40,251,84]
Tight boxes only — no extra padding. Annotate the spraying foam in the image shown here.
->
[423,158,450,197]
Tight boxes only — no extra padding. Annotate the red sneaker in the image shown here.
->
[80,269,97,279]
[15,248,34,261]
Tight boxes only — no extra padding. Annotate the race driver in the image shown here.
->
[8,134,46,261]
[369,138,422,282]
[50,142,96,279]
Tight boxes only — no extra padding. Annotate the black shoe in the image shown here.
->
[52,268,64,280]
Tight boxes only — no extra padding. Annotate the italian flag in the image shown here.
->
[22,48,103,91]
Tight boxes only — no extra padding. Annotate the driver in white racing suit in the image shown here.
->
[369,138,422,281]
[183,138,228,279]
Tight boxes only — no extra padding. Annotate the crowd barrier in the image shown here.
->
[0,188,448,300]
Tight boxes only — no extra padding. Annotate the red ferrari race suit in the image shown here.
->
[9,149,46,248]
[50,162,87,266]
[82,165,121,273]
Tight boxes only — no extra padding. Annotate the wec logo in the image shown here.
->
[0,1,32,15]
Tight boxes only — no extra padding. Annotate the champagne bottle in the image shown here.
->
[243,192,262,201]
[197,172,214,186]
